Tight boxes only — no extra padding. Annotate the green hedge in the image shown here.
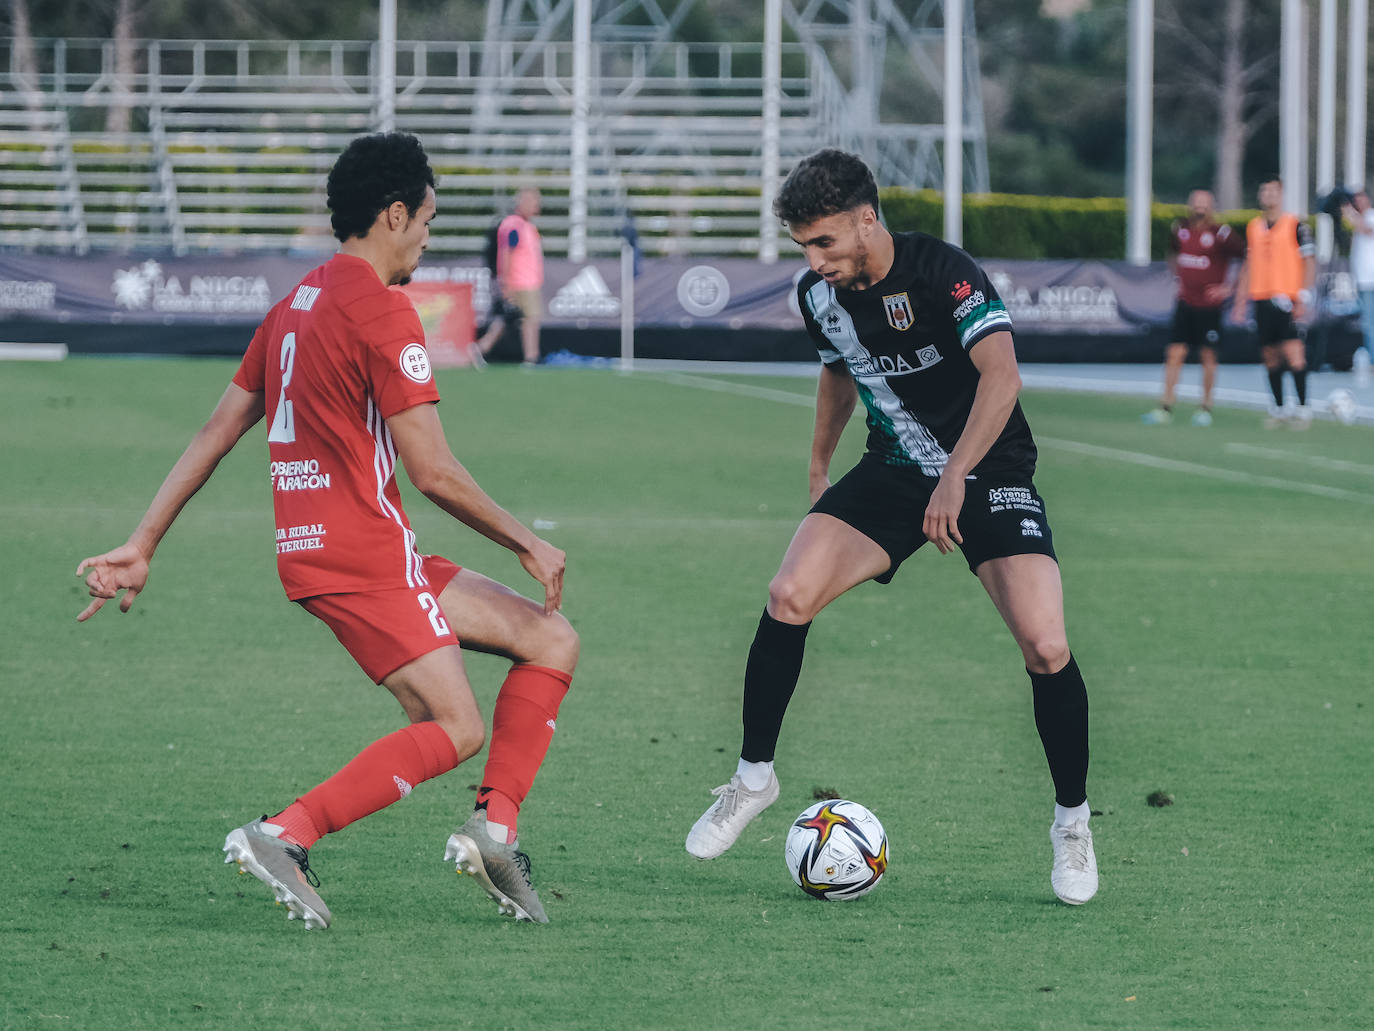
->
[879,188,1258,261]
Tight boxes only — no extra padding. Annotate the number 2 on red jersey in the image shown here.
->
[267,332,297,444]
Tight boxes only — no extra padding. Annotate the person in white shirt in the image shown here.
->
[1341,188,1374,380]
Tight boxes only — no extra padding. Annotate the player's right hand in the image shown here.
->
[519,537,566,615]
[75,543,151,622]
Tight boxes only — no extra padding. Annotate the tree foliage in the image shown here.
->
[13,0,1327,202]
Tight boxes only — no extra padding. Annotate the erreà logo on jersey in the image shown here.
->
[883,292,914,331]
[550,266,621,318]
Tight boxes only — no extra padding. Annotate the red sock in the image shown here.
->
[476,664,572,843]
[270,721,460,849]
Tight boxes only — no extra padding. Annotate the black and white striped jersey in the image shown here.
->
[797,231,1038,479]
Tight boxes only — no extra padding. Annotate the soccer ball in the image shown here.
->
[1327,388,1358,425]
[784,799,889,900]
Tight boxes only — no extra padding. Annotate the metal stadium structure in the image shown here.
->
[0,0,989,258]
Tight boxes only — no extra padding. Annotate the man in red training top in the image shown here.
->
[1142,189,1245,427]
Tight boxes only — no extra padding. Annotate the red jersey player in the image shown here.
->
[1143,189,1245,426]
[75,133,576,927]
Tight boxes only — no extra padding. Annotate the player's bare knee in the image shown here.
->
[767,576,817,625]
[1022,638,1070,675]
[537,611,579,672]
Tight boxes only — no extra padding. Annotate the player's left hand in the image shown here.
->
[1203,283,1229,305]
[519,537,566,615]
[75,543,150,621]
[923,475,965,555]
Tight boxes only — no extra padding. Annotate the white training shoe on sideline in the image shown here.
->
[1050,818,1099,905]
[685,772,780,859]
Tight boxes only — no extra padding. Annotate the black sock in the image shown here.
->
[1028,654,1089,808]
[1267,368,1286,407]
[740,609,811,763]
[1294,368,1308,406]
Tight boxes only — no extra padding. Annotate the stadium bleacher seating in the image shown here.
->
[0,36,893,257]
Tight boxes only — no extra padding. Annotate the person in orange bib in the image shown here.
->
[1232,175,1317,428]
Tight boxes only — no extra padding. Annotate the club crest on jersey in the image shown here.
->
[883,292,914,331]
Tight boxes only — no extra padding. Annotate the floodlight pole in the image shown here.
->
[569,0,591,262]
[620,233,635,371]
[760,0,782,264]
[1346,0,1369,190]
[1125,0,1153,266]
[943,0,963,247]
[1316,0,1336,261]
[378,0,396,132]
[1280,0,1306,215]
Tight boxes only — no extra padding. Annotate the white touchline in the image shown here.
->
[1223,443,1374,478]
[653,372,1374,507]
[658,371,816,406]
[513,516,799,531]
[1038,437,1374,506]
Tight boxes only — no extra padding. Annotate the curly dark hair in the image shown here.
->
[773,148,879,226]
[326,132,436,242]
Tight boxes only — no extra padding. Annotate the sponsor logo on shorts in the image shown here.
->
[399,342,432,383]
[988,485,1044,515]
[394,775,413,798]
[1020,518,1043,537]
[883,291,914,331]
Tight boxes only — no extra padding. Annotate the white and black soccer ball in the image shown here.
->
[1327,388,1358,426]
[784,799,888,901]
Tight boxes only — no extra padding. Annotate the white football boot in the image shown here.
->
[685,771,780,859]
[1050,818,1099,905]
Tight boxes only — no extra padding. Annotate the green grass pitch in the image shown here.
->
[2,357,1372,1030]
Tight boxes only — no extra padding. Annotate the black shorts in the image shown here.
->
[486,289,525,325]
[1170,301,1222,353]
[1254,298,1301,347]
[809,455,1058,582]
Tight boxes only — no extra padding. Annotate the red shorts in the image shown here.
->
[299,556,462,683]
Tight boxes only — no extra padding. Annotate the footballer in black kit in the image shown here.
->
[798,230,1055,580]
[684,148,1100,908]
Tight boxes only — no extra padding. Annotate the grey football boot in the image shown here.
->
[444,811,550,923]
[223,818,332,929]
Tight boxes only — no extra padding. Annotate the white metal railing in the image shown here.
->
[1,35,941,256]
